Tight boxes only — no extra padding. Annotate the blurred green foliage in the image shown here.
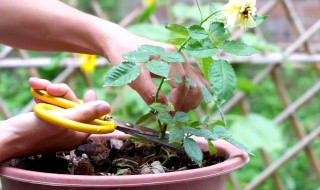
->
[0,1,319,189]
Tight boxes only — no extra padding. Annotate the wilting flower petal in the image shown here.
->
[219,0,257,29]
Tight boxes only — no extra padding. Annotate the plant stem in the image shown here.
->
[195,0,203,23]
[200,10,220,26]
[154,77,165,103]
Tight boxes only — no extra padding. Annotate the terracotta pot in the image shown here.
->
[0,131,249,190]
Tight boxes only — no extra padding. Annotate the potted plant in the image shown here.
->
[0,0,265,189]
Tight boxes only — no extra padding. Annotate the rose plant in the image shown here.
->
[104,0,266,165]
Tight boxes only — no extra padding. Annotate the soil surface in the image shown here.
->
[3,138,225,176]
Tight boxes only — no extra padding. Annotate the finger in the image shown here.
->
[46,83,79,103]
[29,77,52,89]
[168,61,190,111]
[58,101,111,123]
[129,68,167,106]
[83,90,97,103]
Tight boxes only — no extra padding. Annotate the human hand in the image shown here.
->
[0,78,111,162]
[102,24,208,112]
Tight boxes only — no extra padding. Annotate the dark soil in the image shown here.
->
[4,138,225,176]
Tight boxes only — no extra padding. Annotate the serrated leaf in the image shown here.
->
[183,138,203,166]
[195,57,213,80]
[146,60,170,78]
[200,86,213,104]
[160,52,184,63]
[207,140,217,154]
[166,38,188,45]
[165,24,189,36]
[209,22,230,44]
[183,39,218,58]
[227,138,253,155]
[155,112,175,125]
[221,41,258,56]
[149,103,168,113]
[174,111,189,123]
[209,59,237,104]
[188,25,208,40]
[135,112,152,124]
[122,51,150,62]
[104,62,141,87]
[173,75,183,83]
[169,126,185,143]
[200,129,218,140]
[138,45,165,55]
[213,125,232,139]
[186,77,197,87]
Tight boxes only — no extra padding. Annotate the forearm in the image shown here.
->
[0,0,119,57]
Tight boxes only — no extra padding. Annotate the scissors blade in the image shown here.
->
[105,118,181,151]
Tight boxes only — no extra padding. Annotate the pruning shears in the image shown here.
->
[31,88,182,151]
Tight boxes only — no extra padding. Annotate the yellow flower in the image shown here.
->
[219,0,257,29]
[143,0,154,7]
[79,54,97,75]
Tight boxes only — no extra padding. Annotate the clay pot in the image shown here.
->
[0,131,249,190]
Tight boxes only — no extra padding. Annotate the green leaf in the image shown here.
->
[221,41,258,56]
[186,77,197,87]
[195,57,213,80]
[160,52,184,63]
[169,127,185,143]
[246,15,268,29]
[146,60,170,77]
[165,24,189,36]
[213,126,232,139]
[155,112,175,125]
[183,127,217,141]
[199,129,218,140]
[207,140,217,154]
[227,138,253,156]
[174,111,189,123]
[200,86,213,104]
[200,115,209,123]
[183,138,203,166]
[166,38,188,45]
[183,39,217,58]
[138,45,165,55]
[150,103,167,113]
[104,62,141,87]
[209,59,237,105]
[135,112,152,124]
[209,22,230,44]
[173,75,183,83]
[122,51,150,62]
[188,25,208,40]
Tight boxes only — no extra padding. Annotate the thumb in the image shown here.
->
[57,101,111,123]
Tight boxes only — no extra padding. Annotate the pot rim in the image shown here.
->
[0,131,249,187]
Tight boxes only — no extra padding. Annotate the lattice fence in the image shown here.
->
[0,0,319,189]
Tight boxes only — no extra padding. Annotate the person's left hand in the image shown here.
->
[0,78,111,162]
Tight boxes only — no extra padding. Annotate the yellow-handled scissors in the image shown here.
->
[31,88,182,151]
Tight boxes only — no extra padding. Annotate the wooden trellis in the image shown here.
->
[0,0,319,189]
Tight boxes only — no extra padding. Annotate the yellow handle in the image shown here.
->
[34,103,116,134]
[31,88,116,134]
